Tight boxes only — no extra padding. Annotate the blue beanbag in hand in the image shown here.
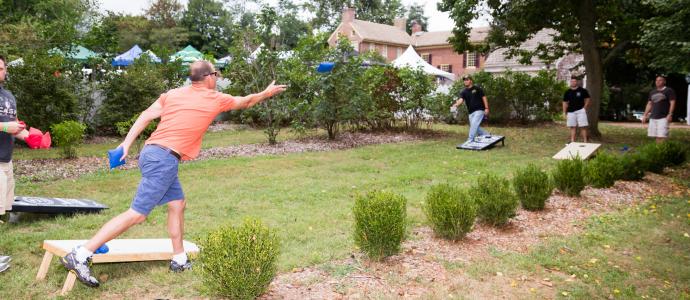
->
[108,147,126,169]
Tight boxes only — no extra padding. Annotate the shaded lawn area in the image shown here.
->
[1,123,688,298]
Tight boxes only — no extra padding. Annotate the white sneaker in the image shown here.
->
[0,262,9,273]
[0,256,10,264]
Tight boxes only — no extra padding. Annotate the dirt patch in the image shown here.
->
[13,131,442,182]
[261,173,689,299]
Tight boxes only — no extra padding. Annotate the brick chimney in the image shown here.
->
[393,18,406,31]
[411,20,423,34]
[342,7,355,23]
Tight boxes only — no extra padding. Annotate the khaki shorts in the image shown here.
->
[648,118,669,138]
[0,161,15,215]
[566,108,589,127]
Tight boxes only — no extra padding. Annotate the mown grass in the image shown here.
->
[0,123,688,299]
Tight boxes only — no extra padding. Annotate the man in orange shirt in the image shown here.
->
[60,60,287,287]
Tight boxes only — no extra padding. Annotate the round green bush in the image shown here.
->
[585,152,623,188]
[50,120,86,159]
[637,143,667,174]
[423,183,477,240]
[659,141,688,166]
[619,153,646,181]
[199,218,280,300]
[513,164,553,211]
[353,191,407,261]
[472,174,519,226]
[552,157,586,197]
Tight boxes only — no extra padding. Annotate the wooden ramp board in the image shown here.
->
[10,196,108,214]
[37,239,200,295]
[457,135,505,151]
[42,239,199,263]
[553,142,601,160]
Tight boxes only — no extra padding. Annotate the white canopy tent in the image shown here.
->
[392,46,456,81]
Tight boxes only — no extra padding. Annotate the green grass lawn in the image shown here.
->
[1,123,688,298]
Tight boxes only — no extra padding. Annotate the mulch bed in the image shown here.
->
[261,172,689,299]
[14,131,442,182]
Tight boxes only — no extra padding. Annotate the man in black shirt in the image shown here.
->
[562,77,591,143]
[0,55,30,273]
[451,75,490,143]
[642,75,676,143]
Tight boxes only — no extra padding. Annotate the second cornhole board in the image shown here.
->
[36,239,199,295]
[553,142,601,160]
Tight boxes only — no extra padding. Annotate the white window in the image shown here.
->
[396,47,402,58]
[421,53,431,64]
[466,52,477,68]
[440,64,451,72]
[381,44,388,57]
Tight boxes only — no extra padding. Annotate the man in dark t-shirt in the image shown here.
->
[0,55,30,273]
[562,77,591,143]
[642,75,676,143]
[451,75,490,143]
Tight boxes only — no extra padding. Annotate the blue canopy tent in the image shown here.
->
[112,45,143,67]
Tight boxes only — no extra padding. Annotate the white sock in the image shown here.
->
[172,252,187,265]
[74,246,93,262]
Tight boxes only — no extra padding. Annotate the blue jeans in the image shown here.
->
[130,145,185,215]
[467,110,488,142]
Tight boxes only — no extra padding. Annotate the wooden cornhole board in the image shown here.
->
[36,239,199,295]
[553,142,601,160]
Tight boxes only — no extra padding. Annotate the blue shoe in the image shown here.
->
[169,259,192,273]
[60,250,99,287]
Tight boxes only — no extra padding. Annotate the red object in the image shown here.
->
[40,132,51,149]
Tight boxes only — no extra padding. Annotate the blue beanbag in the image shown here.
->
[95,244,109,254]
[316,62,335,73]
[107,147,126,169]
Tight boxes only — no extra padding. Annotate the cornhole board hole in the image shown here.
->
[36,239,199,295]
[10,196,108,214]
[457,135,505,151]
[553,142,601,160]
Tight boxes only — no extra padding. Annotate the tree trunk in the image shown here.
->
[576,0,603,138]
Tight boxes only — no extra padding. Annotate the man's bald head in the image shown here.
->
[189,60,214,82]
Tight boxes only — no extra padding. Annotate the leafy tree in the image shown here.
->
[6,54,80,130]
[397,67,435,128]
[438,0,654,136]
[406,3,428,34]
[181,0,234,56]
[145,0,184,28]
[638,0,690,73]
[0,0,98,56]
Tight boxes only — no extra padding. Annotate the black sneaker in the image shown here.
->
[169,259,192,273]
[59,250,99,287]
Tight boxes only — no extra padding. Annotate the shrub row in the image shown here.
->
[197,141,687,298]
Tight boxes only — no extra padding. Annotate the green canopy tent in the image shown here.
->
[49,45,99,62]
[169,45,203,65]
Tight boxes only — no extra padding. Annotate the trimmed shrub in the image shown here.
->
[423,184,477,240]
[199,218,280,300]
[637,143,667,173]
[513,164,553,211]
[50,120,86,159]
[585,152,623,188]
[472,174,519,226]
[619,153,646,181]
[353,191,407,261]
[552,157,586,197]
[659,141,688,166]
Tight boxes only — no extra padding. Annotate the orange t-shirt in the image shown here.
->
[146,83,238,160]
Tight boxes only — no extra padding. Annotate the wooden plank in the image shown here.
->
[553,142,601,160]
[42,239,200,263]
[60,272,76,296]
[36,251,53,280]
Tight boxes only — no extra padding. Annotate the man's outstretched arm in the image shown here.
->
[230,81,288,110]
[118,100,163,159]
